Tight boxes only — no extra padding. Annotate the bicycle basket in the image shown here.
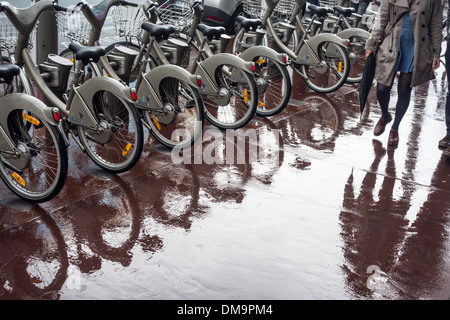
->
[0,13,37,51]
[158,0,194,33]
[243,0,266,19]
[274,0,296,19]
[320,0,338,8]
[110,5,146,38]
[56,10,91,44]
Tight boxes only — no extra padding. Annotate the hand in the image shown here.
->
[433,58,440,70]
[365,50,375,59]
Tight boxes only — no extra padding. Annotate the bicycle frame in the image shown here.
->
[71,0,134,83]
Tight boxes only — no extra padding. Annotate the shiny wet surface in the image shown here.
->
[1,56,450,300]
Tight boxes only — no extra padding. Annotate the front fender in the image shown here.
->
[69,76,134,127]
[238,45,287,65]
[336,28,371,41]
[200,53,255,76]
[136,64,200,109]
[0,93,58,152]
[298,33,349,65]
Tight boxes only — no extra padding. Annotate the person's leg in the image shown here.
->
[387,72,412,146]
[357,1,370,15]
[376,82,392,119]
[355,2,370,27]
[440,33,450,148]
[391,72,413,131]
[373,82,393,136]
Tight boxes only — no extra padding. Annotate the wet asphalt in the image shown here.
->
[1,41,449,300]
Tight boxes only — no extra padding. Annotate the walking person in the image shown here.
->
[365,0,442,146]
[440,0,450,157]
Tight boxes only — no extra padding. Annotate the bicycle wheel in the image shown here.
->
[77,90,143,173]
[143,77,204,149]
[232,31,292,117]
[0,108,68,202]
[346,35,367,83]
[253,56,292,117]
[299,40,350,94]
[163,36,258,129]
[203,64,258,129]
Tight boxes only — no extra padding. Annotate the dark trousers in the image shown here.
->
[445,36,450,136]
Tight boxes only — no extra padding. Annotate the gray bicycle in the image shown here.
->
[57,0,205,149]
[0,0,144,174]
[0,63,68,202]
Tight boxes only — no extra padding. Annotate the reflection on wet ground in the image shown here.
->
[1,55,449,300]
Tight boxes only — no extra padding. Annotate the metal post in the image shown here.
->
[36,0,58,64]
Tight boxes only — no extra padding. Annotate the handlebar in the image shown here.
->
[120,0,139,7]
[192,0,203,12]
[53,3,68,12]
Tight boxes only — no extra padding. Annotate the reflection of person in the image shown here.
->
[340,140,450,298]
[365,0,442,146]
[439,0,450,157]
[340,140,404,296]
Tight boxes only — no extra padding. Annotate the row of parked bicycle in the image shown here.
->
[0,0,377,203]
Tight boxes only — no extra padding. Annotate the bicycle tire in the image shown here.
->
[0,106,68,203]
[143,76,205,149]
[179,37,258,129]
[231,29,292,117]
[252,57,292,117]
[299,40,350,94]
[77,90,144,173]
[202,64,258,129]
[136,36,258,130]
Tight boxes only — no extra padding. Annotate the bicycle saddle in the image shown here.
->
[235,16,262,32]
[0,64,20,84]
[196,24,226,41]
[309,4,333,18]
[332,6,355,17]
[68,42,106,65]
[141,22,175,41]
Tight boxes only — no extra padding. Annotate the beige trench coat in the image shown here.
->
[365,0,443,87]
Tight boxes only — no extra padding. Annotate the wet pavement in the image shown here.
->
[1,48,450,300]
